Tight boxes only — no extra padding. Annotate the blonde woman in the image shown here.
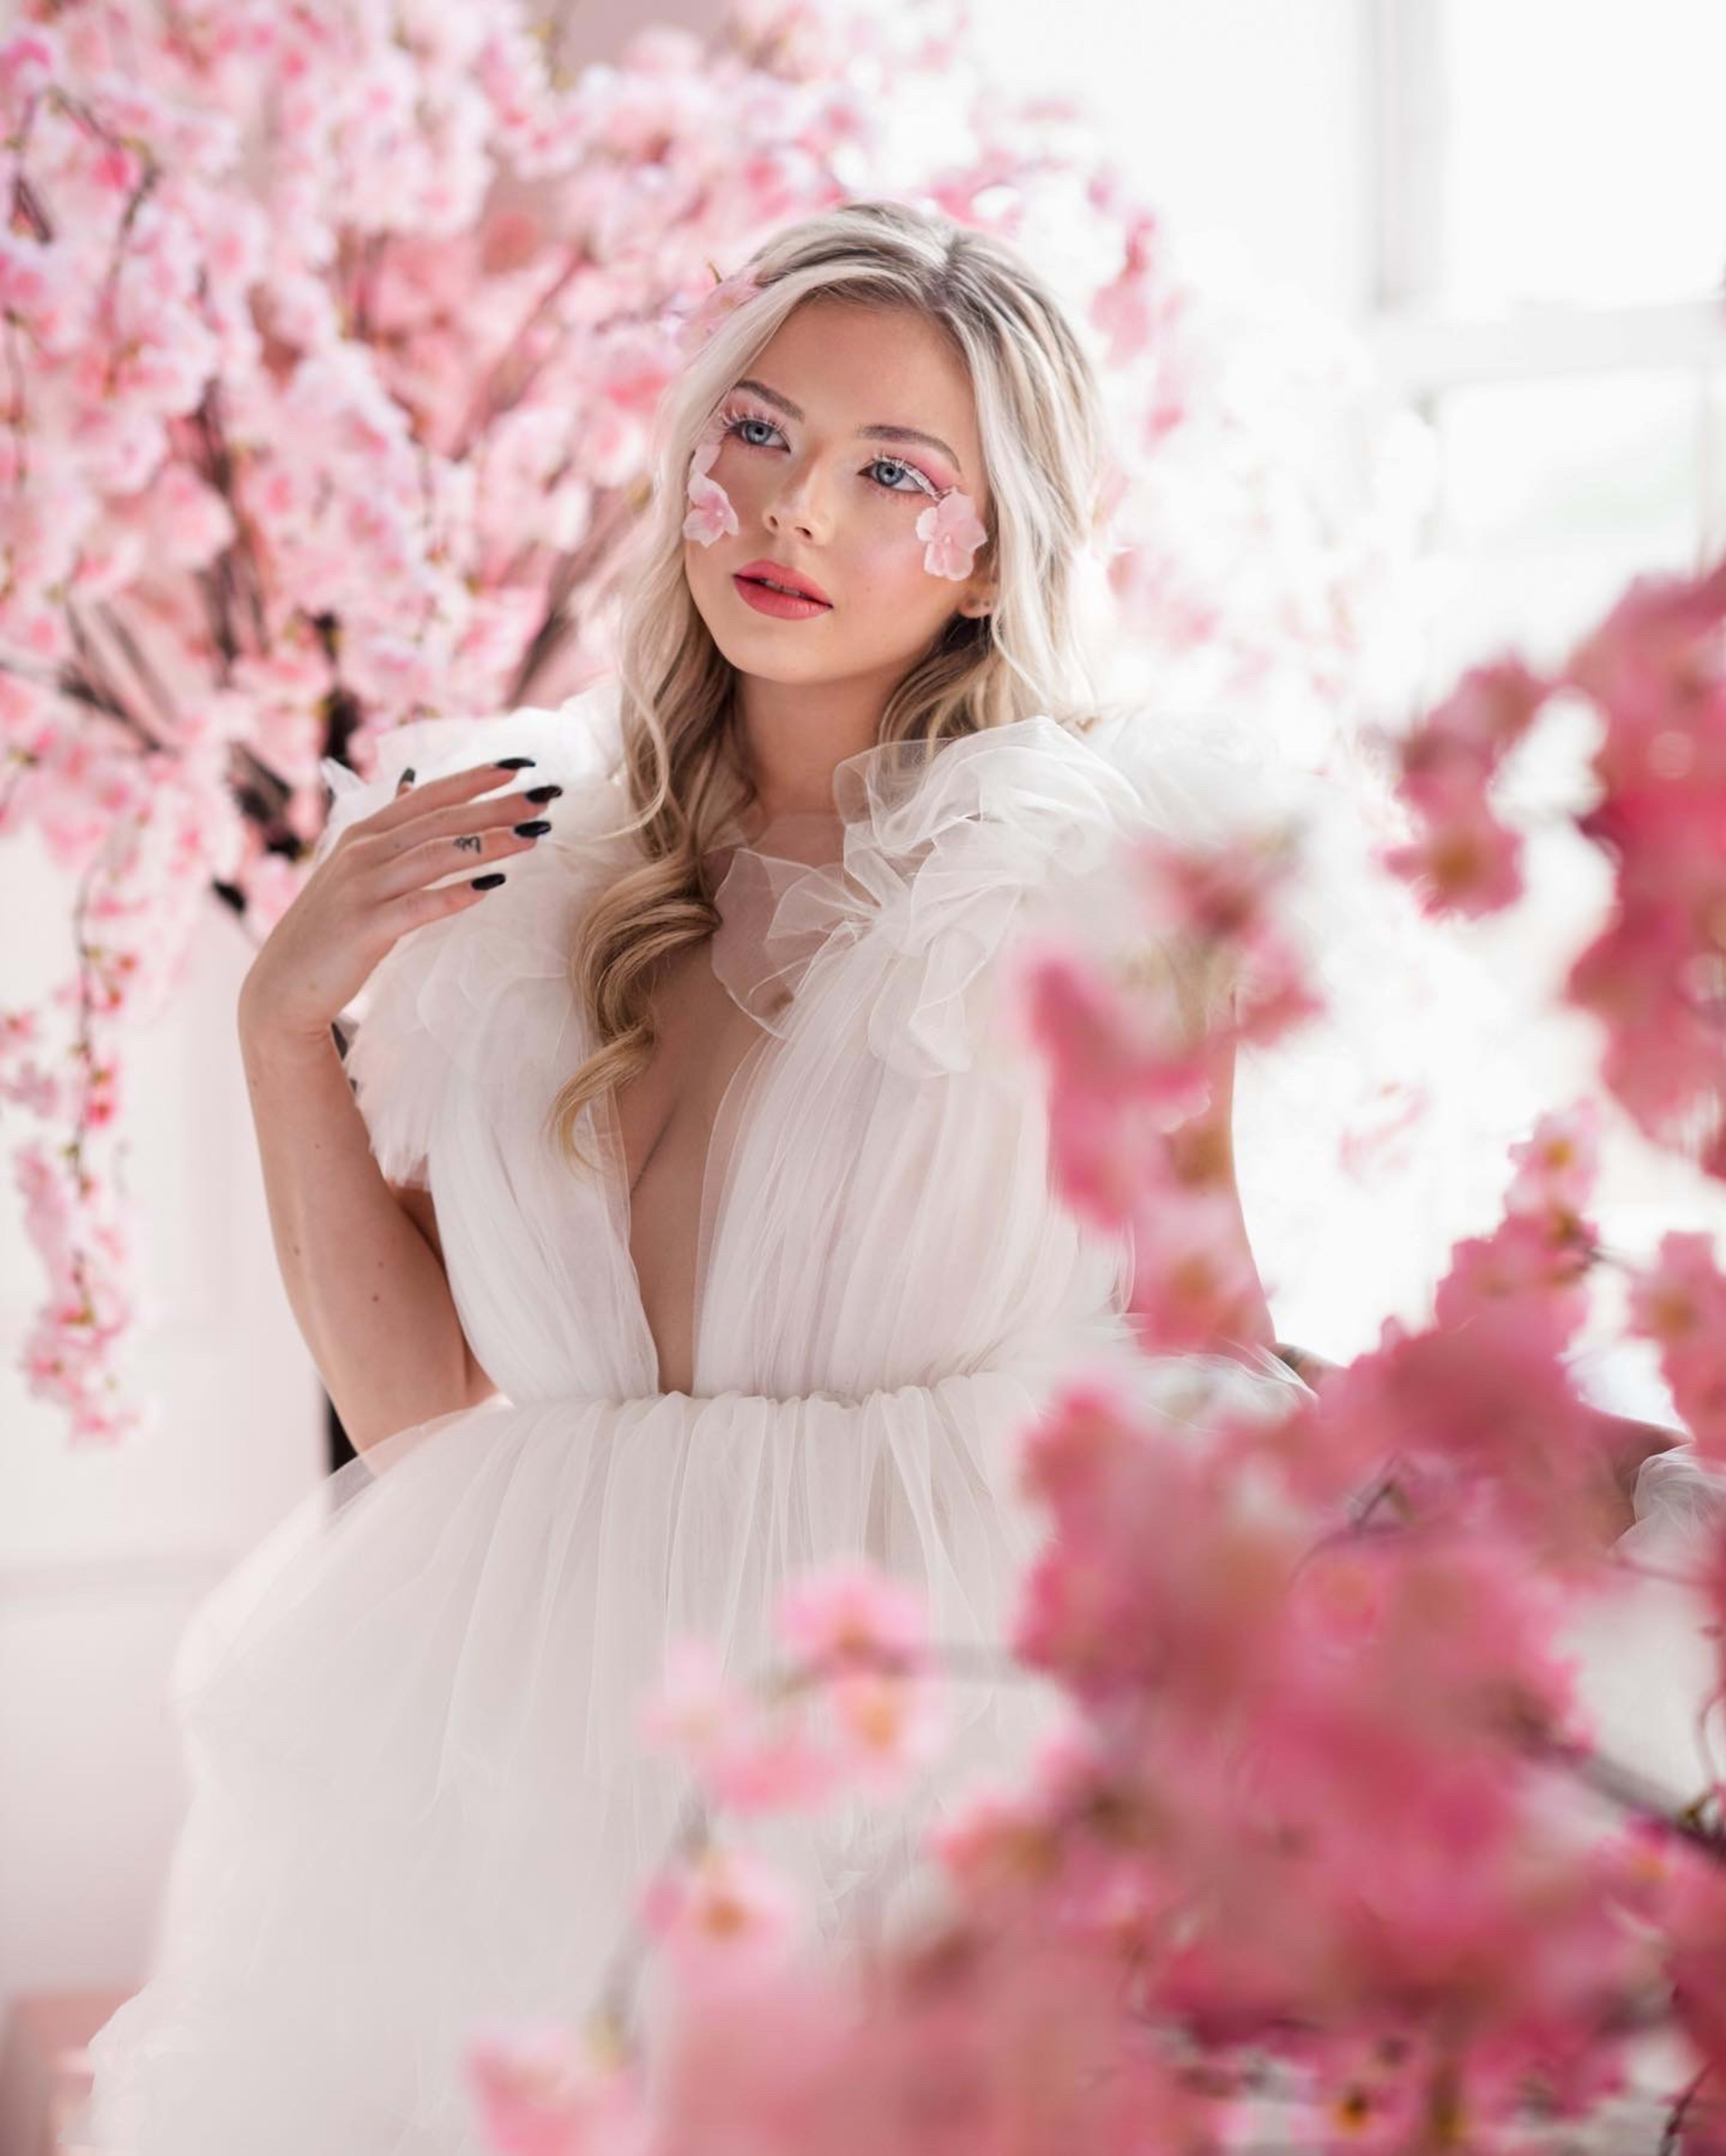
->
[84,200,1321,2151]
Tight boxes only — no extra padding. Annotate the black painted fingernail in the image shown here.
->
[472,872,507,889]
[493,756,537,770]
[524,783,563,803]
[398,766,416,787]
[513,819,552,838]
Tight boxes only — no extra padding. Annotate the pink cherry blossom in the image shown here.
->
[0,28,60,115]
[914,485,988,579]
[676,267,761,357]
[1380,791,1528,917]
[463,2020,647,2156]
[634,1635,752,1765]
[639,1843,806,1985]
[822,1667,950,1797]
[1626,1230,1726,1467]
[682,434,738,547]
[634,1635,838,1814]
[774,1558,930,1676]
[1563,557,1726,775]
[1503,1097,1606,1220]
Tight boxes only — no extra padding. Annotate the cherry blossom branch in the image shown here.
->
[587,1606,1724,2077]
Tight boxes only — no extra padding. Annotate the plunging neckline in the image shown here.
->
[600,978,780,1398]
[599,824,848,1399]
[574,714,1125,1397]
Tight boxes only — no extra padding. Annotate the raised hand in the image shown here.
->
[237,758,560,1052]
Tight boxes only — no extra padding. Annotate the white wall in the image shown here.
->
[0,835,321,2017]
[983,0,1375,323]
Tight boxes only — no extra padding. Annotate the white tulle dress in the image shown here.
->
[82,679,1320,2154]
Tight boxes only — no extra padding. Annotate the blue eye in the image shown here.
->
[718,412,937,500]
[865,456,933,497]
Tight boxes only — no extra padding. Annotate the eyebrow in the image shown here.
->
[729,378,964,477]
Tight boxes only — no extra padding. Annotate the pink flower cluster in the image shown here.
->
[634,1561,948,1812]
[1382,561,1726,1177]
[1019,811,1321,1350]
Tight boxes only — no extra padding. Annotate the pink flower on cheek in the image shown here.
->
[683,431,738,547]
[916,486,988,580]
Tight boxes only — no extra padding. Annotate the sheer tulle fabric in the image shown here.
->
[1558,1440,1726,1810]
[82,677,1713,2152]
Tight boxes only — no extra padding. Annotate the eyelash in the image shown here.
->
[715,404,943,502]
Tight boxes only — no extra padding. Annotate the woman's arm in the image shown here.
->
[1169,1024,1279,1362]
[238,997,497,1455]
[391,1178,500,1411]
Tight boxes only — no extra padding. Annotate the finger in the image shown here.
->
[374,816,549,900]
[396,766,416,794]
[388,866,513,935]
[362,753,540,837]
[379,780,554,863]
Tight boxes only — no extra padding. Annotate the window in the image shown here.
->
[1364,0,1726,683]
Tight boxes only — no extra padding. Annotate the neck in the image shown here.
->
[734,671,890,827]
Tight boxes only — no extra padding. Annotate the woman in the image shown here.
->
[85,197,1690,2151]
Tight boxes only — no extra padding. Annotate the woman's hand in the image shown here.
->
[237,759,556,1051]
[1272,1340,1341,1391]
[1587,1405,1687,1540]
[1273,1342,1686,1545]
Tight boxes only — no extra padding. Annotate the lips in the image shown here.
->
[734,559,832,606]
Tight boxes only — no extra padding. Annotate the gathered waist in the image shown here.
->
[504,1359,1065,1415]
[472,1335,1306,1422]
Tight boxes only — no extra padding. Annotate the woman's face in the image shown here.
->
[681,299,995,700]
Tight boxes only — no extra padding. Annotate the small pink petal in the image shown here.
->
[683,435,738,546]
[916,487,988,580]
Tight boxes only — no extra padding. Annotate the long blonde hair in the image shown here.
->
[548,197,1113,1175]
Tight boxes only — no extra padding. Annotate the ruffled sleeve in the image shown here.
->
[309,680,635,1189]
[707,715,1151,1080]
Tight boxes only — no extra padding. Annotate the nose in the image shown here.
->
[764,460,831,543]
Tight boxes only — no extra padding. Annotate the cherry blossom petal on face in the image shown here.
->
[683,432,738,547]
[915,486,988,580]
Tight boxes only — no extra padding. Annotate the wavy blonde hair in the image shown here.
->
[547,197,1113,1176]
